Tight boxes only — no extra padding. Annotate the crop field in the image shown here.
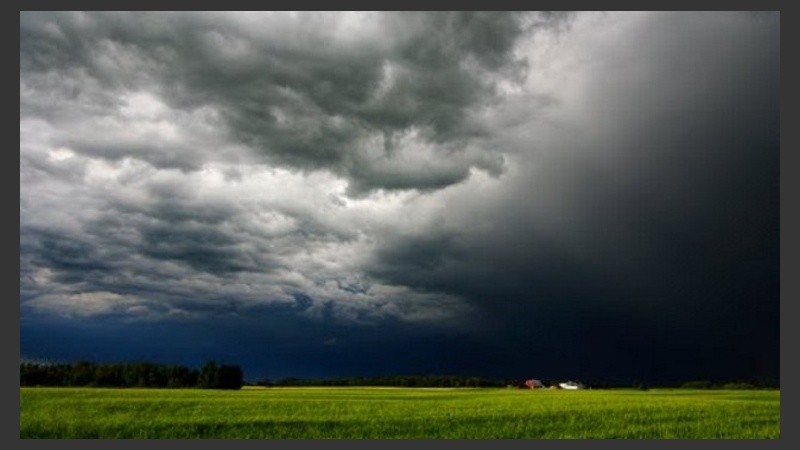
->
[20,387,779,439]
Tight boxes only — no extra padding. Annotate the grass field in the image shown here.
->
[19,387,780,439]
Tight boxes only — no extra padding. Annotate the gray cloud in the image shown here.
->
[20,12,569,194]
[20,12,779,382]
[20,11,567,324]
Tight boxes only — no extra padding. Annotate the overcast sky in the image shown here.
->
[20,11,779,384]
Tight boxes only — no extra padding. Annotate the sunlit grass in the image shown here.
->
[20,387,779,439]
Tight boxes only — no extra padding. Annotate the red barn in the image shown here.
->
[524,379,544,389]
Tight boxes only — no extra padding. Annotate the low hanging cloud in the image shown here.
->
[20,8,778,383]
[20,151,474,324]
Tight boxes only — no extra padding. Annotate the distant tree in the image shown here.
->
[196,361,243,389]
[197,361,220,388]
[721,382,756,390]
[681,380,713,389]
[254,378,273,387]
[69,361,95,386]
[217,364,244,389]
[95,364,123,387]
[276,377,302,386]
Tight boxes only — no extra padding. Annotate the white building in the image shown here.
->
[558,381,584,390]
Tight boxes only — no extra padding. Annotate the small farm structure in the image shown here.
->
[522,379,545,389]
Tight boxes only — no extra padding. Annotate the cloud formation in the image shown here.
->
[20,12,779,382]
[21,12,573,193]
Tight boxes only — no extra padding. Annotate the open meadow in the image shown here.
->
[20,387,780,439]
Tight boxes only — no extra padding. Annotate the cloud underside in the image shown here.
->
[21,12,554,193]
[20,11,779,335]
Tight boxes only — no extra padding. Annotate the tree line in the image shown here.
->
[20,360,243,389]
[20,361,776,390]
[678,380,772,390]
[251,376,777,389]
[250,375,514,388]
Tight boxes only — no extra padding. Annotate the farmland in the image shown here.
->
[20,387,779,439]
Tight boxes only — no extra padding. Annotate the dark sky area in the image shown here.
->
[20,12,779,384]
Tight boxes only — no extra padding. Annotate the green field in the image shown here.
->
[20,387,779,439]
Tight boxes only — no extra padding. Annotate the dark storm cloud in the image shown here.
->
[21,11,562,325]
[20,11,569,193]
[20,12,779,384]
[359,12,779,382]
